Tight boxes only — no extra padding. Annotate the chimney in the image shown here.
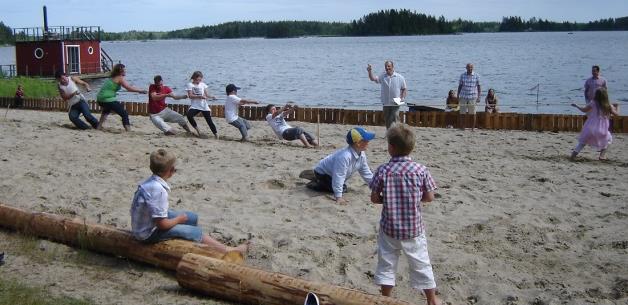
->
[43,6,49,33]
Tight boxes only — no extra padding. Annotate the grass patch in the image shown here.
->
[0,76,58,98]
[0,278,92,305]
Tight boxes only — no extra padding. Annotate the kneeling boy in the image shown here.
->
[306,127,374,204]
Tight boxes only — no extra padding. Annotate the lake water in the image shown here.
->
[1,32,627,114]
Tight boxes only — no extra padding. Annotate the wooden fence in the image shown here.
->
[1,97,627,133]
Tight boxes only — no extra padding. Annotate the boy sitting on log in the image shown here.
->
[130,149,248,255]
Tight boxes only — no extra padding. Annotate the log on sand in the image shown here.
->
[177,253,417,305]
[0,203,243,270]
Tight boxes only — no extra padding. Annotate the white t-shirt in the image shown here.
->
[185,82,210,111]
[225,94,241,123]
[266,112,291,139]
[58,78,84,108]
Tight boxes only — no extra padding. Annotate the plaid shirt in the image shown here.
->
[369,156,437,240]
[459,72,480,99]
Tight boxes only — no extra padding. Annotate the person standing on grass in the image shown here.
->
[14,84,24,108]
[367,61,407,129]
[185,71,219,139]
[457,63,481,131]
[96,63,147,132]
[148,75,193,136]
[55,71,99,129]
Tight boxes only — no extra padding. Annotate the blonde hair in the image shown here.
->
[150,149,176,175]
[595,88,612,117]
[386,124,415,156]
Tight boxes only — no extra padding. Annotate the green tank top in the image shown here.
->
[97,78,121,103]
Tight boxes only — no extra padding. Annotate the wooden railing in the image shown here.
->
[1,97,627,133]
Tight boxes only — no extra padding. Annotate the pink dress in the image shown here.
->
[578,101,612,150]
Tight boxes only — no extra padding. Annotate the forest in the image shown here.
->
[0,10,627,43]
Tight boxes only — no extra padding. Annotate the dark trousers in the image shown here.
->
[69,100,98,129]
[306,171,347,194]
[186,109,217,135]
[98,101,130,126]
[13,96,23,108]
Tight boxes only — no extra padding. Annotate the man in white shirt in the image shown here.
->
[367,61,407,129]
[225,84,259,141]
[265,103,318,148]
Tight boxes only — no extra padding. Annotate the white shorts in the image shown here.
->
[374,231,436,290]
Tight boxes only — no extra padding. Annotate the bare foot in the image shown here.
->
[231,241,250,255]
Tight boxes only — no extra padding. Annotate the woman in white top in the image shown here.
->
[185,71,218,138]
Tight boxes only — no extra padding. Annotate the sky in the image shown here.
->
[2,0,627,32]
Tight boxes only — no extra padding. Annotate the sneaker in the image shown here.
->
[304,292,319,305]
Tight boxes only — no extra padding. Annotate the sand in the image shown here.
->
[0,108,627,305]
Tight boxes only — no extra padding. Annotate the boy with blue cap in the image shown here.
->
[306,127,375,204]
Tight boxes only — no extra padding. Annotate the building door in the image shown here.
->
[66,45,80,74]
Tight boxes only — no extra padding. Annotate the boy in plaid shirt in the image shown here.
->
[369,124,439,305]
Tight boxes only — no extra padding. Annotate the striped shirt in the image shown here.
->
[370,156,437,240]
[459,72,480,99]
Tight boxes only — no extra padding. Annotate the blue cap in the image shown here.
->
[346,127,375,145]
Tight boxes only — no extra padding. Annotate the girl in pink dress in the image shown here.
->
[570,88,619,160]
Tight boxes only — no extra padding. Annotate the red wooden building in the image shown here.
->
[12,7,113,77]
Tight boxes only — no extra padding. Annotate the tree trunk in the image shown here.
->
[0,203,243,269]
[177,253,417,305]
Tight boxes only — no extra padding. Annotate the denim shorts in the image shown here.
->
[144,210,203,243]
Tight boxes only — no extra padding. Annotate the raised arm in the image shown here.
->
[367,64,378,82]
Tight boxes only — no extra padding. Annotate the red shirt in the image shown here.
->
[148,84,172,114]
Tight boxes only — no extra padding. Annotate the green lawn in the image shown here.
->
[0,77,58,98]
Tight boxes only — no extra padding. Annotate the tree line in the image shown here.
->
[1,10,627,43]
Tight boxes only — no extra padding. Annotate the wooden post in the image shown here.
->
[176,253,416,305]
[0,203,243,270]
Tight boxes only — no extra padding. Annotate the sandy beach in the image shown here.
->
[0,108,626,305]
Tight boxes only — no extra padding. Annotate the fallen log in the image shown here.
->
[0,203,243,269]
[177,253,417,305]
